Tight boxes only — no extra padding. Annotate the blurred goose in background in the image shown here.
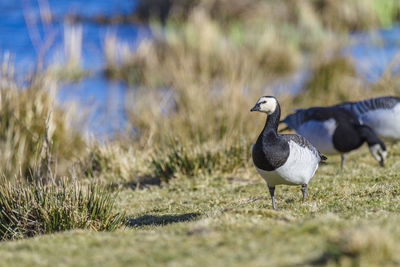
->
[251,96,326,210]
[281,106,387,169]
[334,96,400,139]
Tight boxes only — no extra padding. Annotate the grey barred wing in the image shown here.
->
[280,134,327,162]
[338,96,400,115]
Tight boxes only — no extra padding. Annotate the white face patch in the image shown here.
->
[255,96,277,114]
[368,143,387,166]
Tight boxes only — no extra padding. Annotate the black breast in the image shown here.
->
[332,123,363,153]
[252,131,290,171]
[328,109,365,152]
[298,107,364,153]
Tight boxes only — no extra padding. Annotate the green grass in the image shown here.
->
[0,180,125,241]
[1,144,400,266]
[150,139,251,180]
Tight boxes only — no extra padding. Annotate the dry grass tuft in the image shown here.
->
[292,51,400,108]
[151,139,251,180]
[0,66,85,179]
[82,142,143,183]
[105,7,302,86]
[293,54,362,106]
[0,179,125,241]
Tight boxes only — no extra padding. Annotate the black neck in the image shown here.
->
[253,101,289,171]
[263,102,281,133]
[358,125,385,148]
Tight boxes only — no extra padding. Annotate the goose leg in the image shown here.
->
[340,154,346,170]
[301,184,307,203]
[268,186,277,210]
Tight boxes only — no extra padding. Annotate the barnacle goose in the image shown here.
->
[335,96,400,139]
[251,96,326,210]
[281,106,387,169]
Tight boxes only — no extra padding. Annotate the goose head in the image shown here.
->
[250,96,278,115]
[368,142,387,167]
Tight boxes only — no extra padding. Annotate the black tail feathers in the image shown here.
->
[319,153,328,162]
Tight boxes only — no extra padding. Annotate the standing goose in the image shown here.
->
[251,96,326,210]
[335,96,400,139]
[281,106,387,169]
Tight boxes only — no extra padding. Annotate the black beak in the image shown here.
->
[250,104,260,112]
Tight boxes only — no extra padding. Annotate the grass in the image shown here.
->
[0,179,125,241]
[1,144,400,266]
[0,64,85,179]
[150,139,251,180]
[82,142,140,183]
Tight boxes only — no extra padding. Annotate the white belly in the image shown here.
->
[296,119,337,154]
[253,141,319,187]
[360,104,400,139]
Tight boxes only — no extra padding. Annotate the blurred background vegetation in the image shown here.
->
[0,2,400,263]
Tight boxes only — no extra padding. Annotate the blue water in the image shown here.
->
[0,0,139,71]
[346,26,400,82]
[1,1,400,137]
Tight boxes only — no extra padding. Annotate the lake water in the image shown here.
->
[347,26,400,81]
[1,0,399,137]
[0,0,143,137]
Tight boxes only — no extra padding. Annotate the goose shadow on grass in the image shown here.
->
[127,213,201,227]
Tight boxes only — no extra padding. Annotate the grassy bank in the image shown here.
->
[1,143,400,266]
